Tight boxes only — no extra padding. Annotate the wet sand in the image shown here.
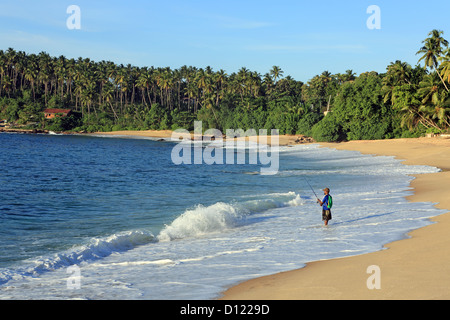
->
[221,137,450,300]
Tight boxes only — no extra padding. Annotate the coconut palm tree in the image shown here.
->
[382,61,413,105]
[389,61,412,85]
[214,69,227,106]
[5,48,17,92]
[269,66,284,84]
[263,72,274,94]
[438,48,450,85]
[344,69,356,82]
[417,73,450,129]
[1,75,12,97]
[22,54,38,101]
[102,81,118,121]
[185,80,198,113]
[157,68,174,111]
[418,94,450,128]
[0,50,5,97]
[418,73,441,105]
[135,67,149,107]
[417,29,449,92]
[37,51,53,106]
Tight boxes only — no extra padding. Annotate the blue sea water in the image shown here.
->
[0,133,445,299]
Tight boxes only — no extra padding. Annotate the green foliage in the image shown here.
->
[311,114,344,142]
[331,72,393,140]
[170,110,196,131]
[145,103,166,130]
[0,98,20,122]
[46,113,82,132]
[297,112,322,136]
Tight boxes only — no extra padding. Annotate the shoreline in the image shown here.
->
[88,129,314,146]
[221,137,450,300]
[0,128,49,134]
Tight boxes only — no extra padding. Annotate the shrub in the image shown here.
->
[297,113,322,136]
[311,114,344,142]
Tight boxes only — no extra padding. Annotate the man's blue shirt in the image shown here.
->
[322,195,330,210]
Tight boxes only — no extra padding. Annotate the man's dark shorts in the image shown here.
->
[322,209,332,221]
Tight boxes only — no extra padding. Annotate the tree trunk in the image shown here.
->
[437,69,449,92]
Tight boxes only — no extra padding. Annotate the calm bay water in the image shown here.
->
[0,133,445,299]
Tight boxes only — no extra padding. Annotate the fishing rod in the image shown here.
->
[304,177,319,201]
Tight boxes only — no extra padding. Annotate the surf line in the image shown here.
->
[170,121,279,175]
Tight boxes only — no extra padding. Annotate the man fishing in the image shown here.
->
[317,188,332,226]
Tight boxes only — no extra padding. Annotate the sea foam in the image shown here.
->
[157,192,305,242]
[0,230,156,285]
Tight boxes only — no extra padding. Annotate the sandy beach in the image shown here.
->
[91,130,309,146]
[221,137,450,300]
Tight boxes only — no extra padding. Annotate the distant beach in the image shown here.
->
[90,129,313,146]
[221,137,450,300]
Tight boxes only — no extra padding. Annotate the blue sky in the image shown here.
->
[1,0,449,82]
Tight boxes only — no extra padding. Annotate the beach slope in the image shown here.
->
[221,137,450,300]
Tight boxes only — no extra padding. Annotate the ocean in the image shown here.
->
[0,132,445,299]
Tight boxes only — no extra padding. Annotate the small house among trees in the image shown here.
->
[44,109,72,119]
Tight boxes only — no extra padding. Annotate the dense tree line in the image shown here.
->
[1,29,449,141]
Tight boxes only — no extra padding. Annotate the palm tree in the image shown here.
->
[417,73,450,129]
[116,65,128,111]
[0,50,5,97]
[196,68,214,109]
[158,68,174,111]
[418,73,441,105]
[236,67,252,100]
[54,55,67,100]
[102,81,118,121]
[1,75,12,97]
[269,66,284,83]
[344,69,356,82]
[136,67,149,107]
[127,64,139,106]
[336,70,356,85]
[5,48,17,92]
[214,69,227,106]
[417,29,449,92]
[65,58,76,101]
[185,80,198,113]
[382,61,413,105]
[24,58,38,100]
[249,71,262,97]
[381,76,396,105]
[15,51,27,91]
[438,48,450,85]
[263,72,274,94]
[418,94,450,128]
[37,51,53,106]
[389,60,412,85]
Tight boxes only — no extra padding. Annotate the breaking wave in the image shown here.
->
[0,230,156,285]
[157,192,305,241]
[0,192,304,285]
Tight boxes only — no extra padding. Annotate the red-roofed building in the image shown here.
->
[44,109,72,119]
